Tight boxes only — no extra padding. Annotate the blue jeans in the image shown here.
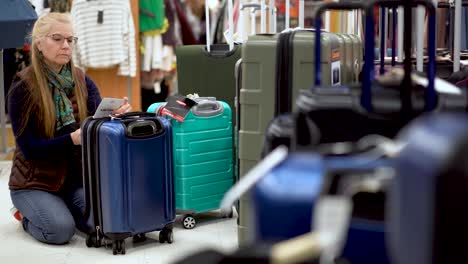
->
[10,185,88,245]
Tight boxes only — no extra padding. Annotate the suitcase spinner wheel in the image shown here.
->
[182,214,196,229]
[159,225,174,243]
[85,232,102,248]
[112,240,125,255]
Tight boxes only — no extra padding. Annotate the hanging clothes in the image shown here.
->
[71,0,137,77]
[30,0,46,15]
[140,0,168,72]
[48,0,70,13]
[173,0,199,45]
[140,0,165,32]
[162,0,182,46]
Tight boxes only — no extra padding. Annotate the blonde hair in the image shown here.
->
[18,12,87,138]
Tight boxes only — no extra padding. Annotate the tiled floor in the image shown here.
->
[0,161,238,263]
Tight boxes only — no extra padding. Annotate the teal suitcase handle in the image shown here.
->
[192,100,224,117]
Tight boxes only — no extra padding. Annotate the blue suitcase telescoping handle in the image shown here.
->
[364,0,437,112]
[313,0,437,112]
[312,1,366,88]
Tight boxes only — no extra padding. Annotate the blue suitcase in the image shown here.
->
[388,113,468,264]
[251,152,392,264]
[81,112,175,255]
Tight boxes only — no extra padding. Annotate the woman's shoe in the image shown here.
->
[10,207,22,222]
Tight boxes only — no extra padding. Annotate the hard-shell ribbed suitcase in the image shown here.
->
[148,99,234,229]
[81,112,175,255]
[237,30,346,244]
[237,29,363,246]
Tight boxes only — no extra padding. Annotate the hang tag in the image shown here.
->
[154,81,161,94]
[97,10,104,24]
[223,29,233,47]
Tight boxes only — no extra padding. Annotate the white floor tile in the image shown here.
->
[0,161,238,264]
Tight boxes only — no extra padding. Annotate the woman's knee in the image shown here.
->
[40,215,76,244]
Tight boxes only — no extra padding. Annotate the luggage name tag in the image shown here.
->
[331,49,341,86]
[313,195,353,261]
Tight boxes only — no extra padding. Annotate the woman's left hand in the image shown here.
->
[112,97,132,115]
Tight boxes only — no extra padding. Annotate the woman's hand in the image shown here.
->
[71,128,81,145]
[112,97,132,115]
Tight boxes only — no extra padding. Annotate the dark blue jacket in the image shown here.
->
[8,67,101,191]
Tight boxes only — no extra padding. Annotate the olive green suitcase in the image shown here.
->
[176,44,241,114]
[175,0,240,117]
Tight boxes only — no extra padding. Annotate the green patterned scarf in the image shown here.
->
[45,64,76,131]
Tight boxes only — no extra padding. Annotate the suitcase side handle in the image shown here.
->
[126,120,160,138]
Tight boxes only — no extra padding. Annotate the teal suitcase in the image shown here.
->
[148,99,234,229]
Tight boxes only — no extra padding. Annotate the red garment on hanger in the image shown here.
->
[174,0,199,45]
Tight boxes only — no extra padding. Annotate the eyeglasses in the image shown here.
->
[47,34,78,45]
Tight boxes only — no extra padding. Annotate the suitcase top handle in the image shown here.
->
[192,100,225,117]
[114,111,156,119]
[313,0,437,112]
[126,120,161,139]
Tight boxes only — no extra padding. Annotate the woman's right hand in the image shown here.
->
[71,128,81,145]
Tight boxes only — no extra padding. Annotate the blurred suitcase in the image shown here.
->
[238,28,349,245]
[388,113,468,264]
[251,2,457,264]
[264,0,466,154]
[81,112,175,254]
[148,99,234,229]
[251,151,392,264]
[238,19,362,246]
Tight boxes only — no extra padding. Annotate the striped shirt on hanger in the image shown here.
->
[71,0,137,77]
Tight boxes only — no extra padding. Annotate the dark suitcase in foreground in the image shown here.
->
[388,113,468,264]
[251,151,392,264]
[81,112,175,255]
